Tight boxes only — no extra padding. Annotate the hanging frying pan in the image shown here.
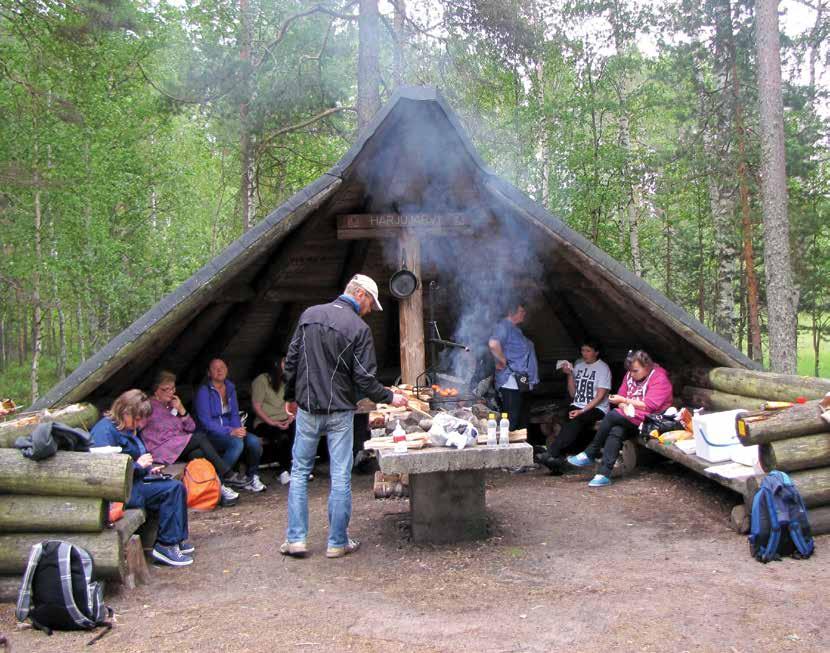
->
[389,253,419,299]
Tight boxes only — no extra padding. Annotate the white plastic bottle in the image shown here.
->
[499,412,510,447]
[393,420,407,454]
[486,413,498,446]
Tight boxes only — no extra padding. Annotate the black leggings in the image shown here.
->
[176,429,231,478]
[548,406,605,459]
[253,423,295,470]
[583,410,639,478]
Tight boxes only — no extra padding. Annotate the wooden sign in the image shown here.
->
[337,213,470,239]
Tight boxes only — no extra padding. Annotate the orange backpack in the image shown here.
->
[183,459,220,511]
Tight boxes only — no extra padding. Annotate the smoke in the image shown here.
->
[350,96,551,385]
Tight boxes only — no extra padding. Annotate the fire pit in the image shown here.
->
[415,372,477,411]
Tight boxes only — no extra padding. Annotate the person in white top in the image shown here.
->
[540,340,612,475]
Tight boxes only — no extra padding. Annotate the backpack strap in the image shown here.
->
[15,541,45,623]
[760,486,782,562]
[57,542,96,629]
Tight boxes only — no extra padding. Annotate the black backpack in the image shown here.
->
[748,471,815,563]
[16,540,112,636]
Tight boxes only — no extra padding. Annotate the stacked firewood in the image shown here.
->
[0,404,142,603]
[683,368,830,536]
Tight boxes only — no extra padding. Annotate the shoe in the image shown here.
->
[242,474,266,493]
[567,452,593,468]
[326,538,361,558]
[541,456,564,476]
[220,485,239,505]
[588,474,612,487]
[279,471,291,485]
[179,540,195,555]
[225,472,247,489]
[152,543,193,567]
[279,540,308,557]
[308,473,314,481]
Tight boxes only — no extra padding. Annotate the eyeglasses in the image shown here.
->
[157,385,176,393]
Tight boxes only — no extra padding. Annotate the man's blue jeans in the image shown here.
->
[205,431,244,473]
[286,409,354,548]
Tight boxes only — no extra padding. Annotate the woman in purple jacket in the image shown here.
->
[142,370,239,505]
[193,358,265,493]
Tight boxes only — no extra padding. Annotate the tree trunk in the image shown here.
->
[57,302,66,380]
[393,0,407,87]
[755,0,798,373]
[682,385,762,412]
[736,400,828,445]
[0,450,132,501]
[0,496,106,532]
[30,155,43,404]
[239,0,253,232]
[686,366,830,401]
[0,403,99,447]
[0,309,5,371]
[76,301,86,361]
[759,432,830,473]
[357,0,381,131]
[788,466,830,507]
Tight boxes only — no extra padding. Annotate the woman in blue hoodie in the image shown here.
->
[193,358,265,493]
[90,389,193,567]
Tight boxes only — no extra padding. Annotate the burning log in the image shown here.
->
[736,400,828,445]
[685,367,830,402]
[759,432,830,473]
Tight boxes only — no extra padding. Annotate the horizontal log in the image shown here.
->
[685,367,830,402]
[736,400,828,445]
[0,508,145,580]
[0,496,106,533]
[0,575,19,603]
[0,450,132,501]
[759,432,830,473]
[682,386,763,412]
[789,467,830,508]
[809,505,830,536]
[0,403,99,448]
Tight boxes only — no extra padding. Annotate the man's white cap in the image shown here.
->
[351,274,383,311]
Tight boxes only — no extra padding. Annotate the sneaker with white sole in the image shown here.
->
[326,538,360,558]
[279,540,308,557]
[567,452,593,467]
[242,474,266,492]
[279,471,291,485]
[588,474,612,487]
[225,472,247,489]
[220,484,239,503]
[152,543,193,567]
[179,540,195,555]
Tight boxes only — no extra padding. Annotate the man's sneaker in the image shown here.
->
[179,540,195,555]
[220,484,239,506]
[152,543,193,567]
[567,452,593,467]
[279,471,291,485]
[279,540,308,557]
[326,538,361,559]
[243,474,266,492]
[588,474,612,487]
[225,472,247,489]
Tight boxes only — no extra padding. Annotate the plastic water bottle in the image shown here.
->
[486,413,498,446]
[393,420,407,454]
[499,412,510,447]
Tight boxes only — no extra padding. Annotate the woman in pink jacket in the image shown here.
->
[567,350,673,487]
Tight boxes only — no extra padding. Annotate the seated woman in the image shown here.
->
[90,389,193,567]
[250,357,295,483]
[567,349,673,487]
[540,340,611,475]
[193,358,265,493]
[142,370,240,505]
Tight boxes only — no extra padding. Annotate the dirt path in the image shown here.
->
[2,462,828,652]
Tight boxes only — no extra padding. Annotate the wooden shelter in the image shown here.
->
[32,86,758,411]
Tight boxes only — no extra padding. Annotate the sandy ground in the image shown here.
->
[1,460,828,653]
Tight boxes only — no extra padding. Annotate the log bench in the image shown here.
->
[377,443,533,544]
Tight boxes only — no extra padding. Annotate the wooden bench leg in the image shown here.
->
[122,535,151,590]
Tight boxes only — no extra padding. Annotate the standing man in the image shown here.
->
[488,300,539,430]
[281,274,407,558]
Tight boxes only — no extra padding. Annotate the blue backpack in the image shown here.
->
[748,471,815,563]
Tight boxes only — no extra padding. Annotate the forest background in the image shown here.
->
[0,0,828,405]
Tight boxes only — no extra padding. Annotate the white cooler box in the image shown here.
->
[692,409,747,463]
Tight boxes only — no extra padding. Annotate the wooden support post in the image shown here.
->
[398,231,425,385]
